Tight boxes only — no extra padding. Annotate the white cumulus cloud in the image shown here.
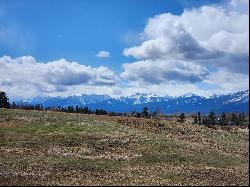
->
[95,50,111,58]
[121,59,209,84]
[122,0,249,87]
[0,56,119,98]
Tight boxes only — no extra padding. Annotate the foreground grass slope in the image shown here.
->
[0,109,249,186]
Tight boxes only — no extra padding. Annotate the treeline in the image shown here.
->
[10,103,110,116]
[0,91,109,115]
[192,110,248,127]
[0,91,249,126]
[9,103,154,117]
[1,93,157,117]
[11,102,44,111]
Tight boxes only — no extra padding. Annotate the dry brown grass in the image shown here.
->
[0,109,249,186]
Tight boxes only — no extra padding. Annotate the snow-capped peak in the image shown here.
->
[181,92,198,98]
[15,90,249,114]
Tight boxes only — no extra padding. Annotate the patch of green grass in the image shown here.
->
[134,153,187,165]
[49,157,127,172]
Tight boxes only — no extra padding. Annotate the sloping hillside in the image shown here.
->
[0,109,249,185]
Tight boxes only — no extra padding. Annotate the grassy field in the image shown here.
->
[0,109,249,186]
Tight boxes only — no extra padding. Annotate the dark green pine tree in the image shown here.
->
[239,113,246,125]
[141,107,149,118]
[208,110,216,126]
[202,116,209,126]
[193,115,198,124]
[231,113,235,125]
[75,105,79,113]
[11,102,17,109]
[179,113,185,123]
[197,112,202,125]
[67,106,75,113]
[231,113,239,126]
[219,112,227,126]
[83,107,89,114]
[0,91,10,108]
[239,113,242,124]
[202,118,205,125]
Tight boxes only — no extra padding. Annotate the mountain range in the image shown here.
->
[16,90,249,114]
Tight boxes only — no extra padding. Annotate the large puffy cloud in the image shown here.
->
[43,60,117,86]
[123,0,249,85]
[0,56,119,98]
[121,59,209,84]
[127,1,249,59]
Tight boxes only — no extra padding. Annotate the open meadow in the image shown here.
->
[0,109,249,186]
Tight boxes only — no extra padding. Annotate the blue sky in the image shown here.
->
[0,0,221,71]
[0,0,249,98]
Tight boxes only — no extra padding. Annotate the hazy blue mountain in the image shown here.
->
[18,90,249,114]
